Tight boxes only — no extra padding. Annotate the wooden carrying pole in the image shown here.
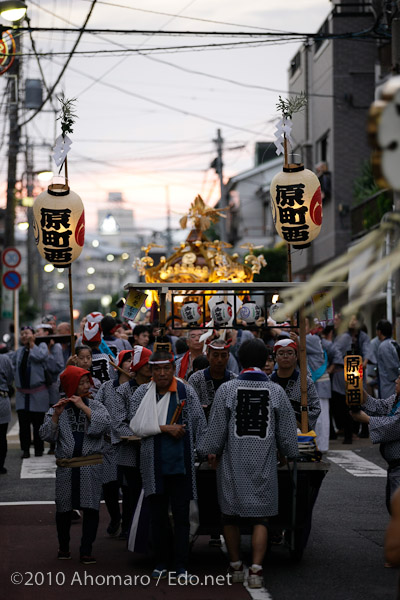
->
[68,265,75,356]
[299,305,309,433]
[64,157,75,356]
[283,135,293,283]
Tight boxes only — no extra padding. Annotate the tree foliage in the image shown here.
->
[252,245,287,282]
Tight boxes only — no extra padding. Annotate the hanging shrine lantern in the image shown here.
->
[32,179,85,268]
[270,163,322,249]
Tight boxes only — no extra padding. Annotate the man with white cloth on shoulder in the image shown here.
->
[129,350,207,582]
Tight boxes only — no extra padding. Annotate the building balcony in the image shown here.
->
[350,189,393,239]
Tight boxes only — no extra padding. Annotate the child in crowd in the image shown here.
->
[40,365,110,564]
[67,345,101,393]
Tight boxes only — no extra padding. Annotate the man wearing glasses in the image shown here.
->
[269,338,321,430]
[175,330,205,380]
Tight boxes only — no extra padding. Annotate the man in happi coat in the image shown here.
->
[39,366,110,564]
[81,320,114,385]
[188,338,237,420]
[332,314,371,443]
[109,345,152,540]
[376,320,400,400]
[100,315,132,358]
[13,326,61,458]
[198,338,298,589]
[270,338,321,430]
[130,350,207,581]
[351,376,400,515]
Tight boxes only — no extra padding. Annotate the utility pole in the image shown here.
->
[392,3,400,338]
[213,128,227,242]
[4,31,21,248]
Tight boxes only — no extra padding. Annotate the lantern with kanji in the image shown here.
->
[344,354,363,408]
[32,180,85,268]
[270,163,322,249]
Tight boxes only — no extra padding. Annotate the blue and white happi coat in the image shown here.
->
[198,370,299,517]
[39,397,110,512]
[130,379,207,499]
[110,378,140,468]
[188,367,237,411]
[270,368,321,430]
[363,393,400,464]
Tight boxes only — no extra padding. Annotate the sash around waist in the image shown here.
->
[17,385,47,394]
[56,453,103,468]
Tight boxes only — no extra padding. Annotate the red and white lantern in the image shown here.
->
[270,163,322,249]
[32,180,85,267]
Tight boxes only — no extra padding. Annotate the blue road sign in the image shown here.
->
[2,270,22,290]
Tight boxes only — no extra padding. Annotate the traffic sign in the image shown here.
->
[2,270,22,290]
[2,247,21,268]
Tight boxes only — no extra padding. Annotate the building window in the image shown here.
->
[317,131,329,164]
[314,19,329,54]
[290,51,301,78]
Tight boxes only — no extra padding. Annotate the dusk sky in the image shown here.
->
[1,0,332,235]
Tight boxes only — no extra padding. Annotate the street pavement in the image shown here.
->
[1,420,399,600]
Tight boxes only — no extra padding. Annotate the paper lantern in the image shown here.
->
[181,302,201,324]
[211,301,232,326]
[238,302,262,324]
[270,163,322,249]
[32,181,85,267]
[344,355,363,407]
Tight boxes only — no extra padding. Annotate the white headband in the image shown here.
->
[208,342,230,350]
[149,359,174,365]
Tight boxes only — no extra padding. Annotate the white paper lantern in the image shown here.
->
[32,181,85,267]
[270,163,322,249]
[211,301,232,326]
[181,302,201,324]
[239,302,262,324]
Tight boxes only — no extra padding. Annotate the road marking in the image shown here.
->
[244,577,274,600]
[327,451,386,477]
[245,587,273,600]
[7,420,19,438]
[20,452,56,479]
[0,501,55,506]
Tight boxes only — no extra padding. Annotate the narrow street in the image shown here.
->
[1,424,398,600]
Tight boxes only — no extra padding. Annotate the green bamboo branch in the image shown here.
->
[57,93,78,137]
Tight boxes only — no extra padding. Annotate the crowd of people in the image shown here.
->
[1,309,400,584]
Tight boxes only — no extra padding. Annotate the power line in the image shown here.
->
[140,52,335,98]
[76,0,197,103]
[49,58,271,136]
[10,38,313,57]
[18,0,98,128]
[28,0,332,98]
[17,25,385,40]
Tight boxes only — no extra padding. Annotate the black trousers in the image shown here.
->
[118,465,142,532]
[17,409,45,453]
[56,509,99,556]
[148,474,190,571]
[103,480,121,524]
[0,422,8,468]
[330,391,354,442]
